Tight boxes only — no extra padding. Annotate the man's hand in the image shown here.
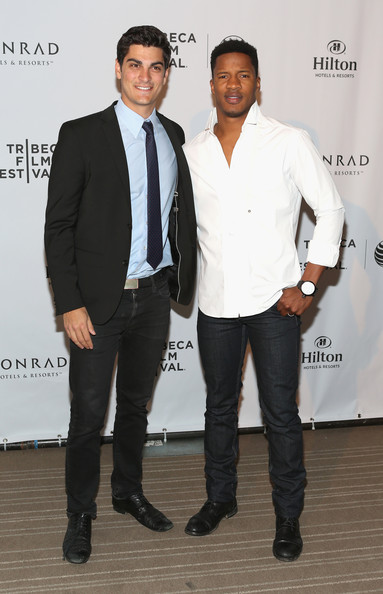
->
[63,307,96,349]
[277,287,313,317]
[278,262,326,317]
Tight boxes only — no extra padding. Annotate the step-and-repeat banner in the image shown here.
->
[1,0,382,444]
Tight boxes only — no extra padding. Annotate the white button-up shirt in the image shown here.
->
[183,103,344,318]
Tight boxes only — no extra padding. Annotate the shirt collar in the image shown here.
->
[115,98,158,138]
[205,101,260,134]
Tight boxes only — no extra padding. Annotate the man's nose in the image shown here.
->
[227,76,240,88]
[139,68,151,81]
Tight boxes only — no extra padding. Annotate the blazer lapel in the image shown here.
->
[157,112,185,170]
[101,103,131,199]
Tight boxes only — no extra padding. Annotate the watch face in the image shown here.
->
[301,281,316,296]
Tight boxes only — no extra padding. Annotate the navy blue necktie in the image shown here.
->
[143,120,163,270]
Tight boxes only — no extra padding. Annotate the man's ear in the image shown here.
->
[163,67,170,86]
[115,59,122,80]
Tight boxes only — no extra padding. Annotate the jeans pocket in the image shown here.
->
[153,276,170,299]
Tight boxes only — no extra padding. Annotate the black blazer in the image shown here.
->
[44,103,196,324]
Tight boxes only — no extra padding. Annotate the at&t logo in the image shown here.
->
[374,241,383,267]
[222,35,244,42]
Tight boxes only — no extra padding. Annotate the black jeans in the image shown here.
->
[66,273,170,517]
[198,304,306,518]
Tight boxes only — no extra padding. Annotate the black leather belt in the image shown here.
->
[124,268,167,289]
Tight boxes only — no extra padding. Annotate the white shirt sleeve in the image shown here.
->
[290,129,345,267]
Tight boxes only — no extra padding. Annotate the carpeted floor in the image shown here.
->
[1,425,383,593]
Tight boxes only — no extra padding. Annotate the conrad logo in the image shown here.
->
[1,41,59,55]
[0,356,68,381]
[0,41,59,67]
[323,153,369,177]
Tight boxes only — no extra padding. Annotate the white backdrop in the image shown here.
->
[1,0,383,445]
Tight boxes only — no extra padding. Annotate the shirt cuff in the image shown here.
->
[307,239,340,268]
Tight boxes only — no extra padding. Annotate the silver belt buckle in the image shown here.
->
[124,278,139,289]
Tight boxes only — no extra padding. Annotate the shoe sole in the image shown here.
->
[184,505,238,536]
[273,551,302,562]
[62,551,91,564]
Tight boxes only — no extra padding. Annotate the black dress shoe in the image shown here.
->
[62,513,92,564]
[272,516,303,562]
[185,498,238,536]
[112,493,173,532]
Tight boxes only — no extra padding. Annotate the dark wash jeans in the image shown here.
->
[198,303,306,518]
[66,273,170,517]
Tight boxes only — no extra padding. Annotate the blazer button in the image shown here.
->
[122,260,129,266]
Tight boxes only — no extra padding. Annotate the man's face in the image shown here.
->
[210,52,260,120]
[115,44,169,118]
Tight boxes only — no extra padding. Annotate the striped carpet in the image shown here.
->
[1,425,383,593]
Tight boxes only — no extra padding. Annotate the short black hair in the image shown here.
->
[117,25,171,70]
[210,38,258,77]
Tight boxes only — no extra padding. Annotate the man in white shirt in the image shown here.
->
[183,38,344,562]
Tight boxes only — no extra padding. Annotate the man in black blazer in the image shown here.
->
[45,25,196,564]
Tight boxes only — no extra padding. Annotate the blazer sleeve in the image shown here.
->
[44,121,86,315]
[157,113,196,304]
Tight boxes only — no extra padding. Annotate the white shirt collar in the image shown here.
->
[205,101,260,134]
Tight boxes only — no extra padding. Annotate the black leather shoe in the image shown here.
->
[62,513,92,564]
[112,493,173,532]
[272,516,303,562]
[185,498,238,536]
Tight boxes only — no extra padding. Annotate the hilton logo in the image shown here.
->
[314,336,332,349]
[313,40,357,78]
[374,241,383,267]
[327,40,346,55]
[302,336,343,370]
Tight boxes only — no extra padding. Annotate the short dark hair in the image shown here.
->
[117,25,171,70]
[210,38,258,77]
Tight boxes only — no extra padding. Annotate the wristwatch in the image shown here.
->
[297,280,317,297]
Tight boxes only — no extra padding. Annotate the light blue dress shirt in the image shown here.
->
[115,98,177,278]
